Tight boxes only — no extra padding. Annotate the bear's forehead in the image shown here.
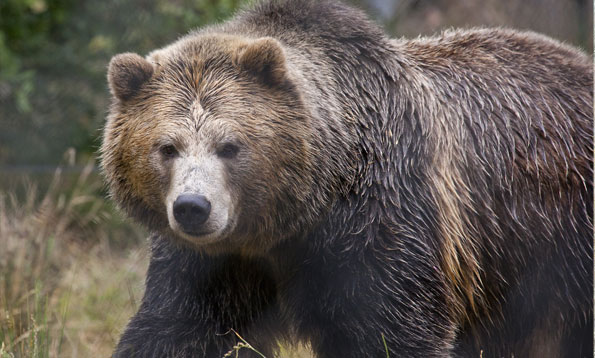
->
[147,60,243,115]
[154,56,232,91]
[135,76,256,134]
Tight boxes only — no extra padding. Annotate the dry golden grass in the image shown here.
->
[0,159,148,357]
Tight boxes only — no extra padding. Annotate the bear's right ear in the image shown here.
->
[108,53,154,101]
[234,38,288,87]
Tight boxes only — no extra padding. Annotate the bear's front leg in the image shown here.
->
[113,236,282,358]
[288,243,455,358]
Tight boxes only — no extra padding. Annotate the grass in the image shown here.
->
[0,158,148,357]
[0,156,312,358]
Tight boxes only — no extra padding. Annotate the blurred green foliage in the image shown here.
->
[0,0,244,165]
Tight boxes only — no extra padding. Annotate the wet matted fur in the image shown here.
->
[101,1,593,357]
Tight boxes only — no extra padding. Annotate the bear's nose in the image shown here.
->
[173,194,211,234]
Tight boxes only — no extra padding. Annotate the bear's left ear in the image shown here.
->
[235,37,288,87]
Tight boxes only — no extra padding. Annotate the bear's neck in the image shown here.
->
[278,33,441,256]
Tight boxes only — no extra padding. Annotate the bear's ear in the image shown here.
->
[235,37,288,86]
[108,53,154,101]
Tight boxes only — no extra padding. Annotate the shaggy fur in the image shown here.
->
[101,1,593,357]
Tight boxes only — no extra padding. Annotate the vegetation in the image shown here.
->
[0,158,148,357]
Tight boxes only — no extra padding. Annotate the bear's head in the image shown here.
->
[101,35,336,254]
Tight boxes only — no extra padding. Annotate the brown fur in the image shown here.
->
[108,53,154,101]
[396,29,593,329]
[102,1,592,357]
[103,34,343,255]
[234,37,289,85]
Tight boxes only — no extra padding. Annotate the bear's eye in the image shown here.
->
[160,144,179,159]
[217,143,240,159]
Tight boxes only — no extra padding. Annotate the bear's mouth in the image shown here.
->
[180,228,215,237]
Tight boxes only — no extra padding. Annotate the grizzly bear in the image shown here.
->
[101,0,593,357]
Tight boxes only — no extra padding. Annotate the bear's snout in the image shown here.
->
[173,194,212,235]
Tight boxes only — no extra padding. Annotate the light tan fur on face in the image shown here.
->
[153,95,240,248]
[190,99,205,123]
[165,140,235,246]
